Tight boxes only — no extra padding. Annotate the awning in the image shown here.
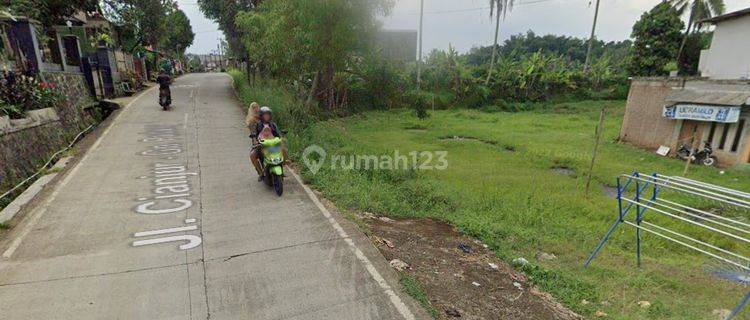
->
[665,89,750,106]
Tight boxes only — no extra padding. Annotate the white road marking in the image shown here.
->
[287,169,417,320]
[133,225,197,237]
[2,86,158,259]
[133,235,202,250]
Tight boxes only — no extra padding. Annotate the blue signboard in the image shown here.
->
[663,104,742,123]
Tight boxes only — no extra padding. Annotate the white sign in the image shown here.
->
[656,146,671,156]
[663,104,742,123]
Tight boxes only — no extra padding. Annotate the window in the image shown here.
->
[718,123,731,150]
[731,119,746,153]
[39,31,62,65]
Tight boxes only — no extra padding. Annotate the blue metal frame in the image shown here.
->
[584,172,659,268]
[584,172,749,319]
[729,291,750,320]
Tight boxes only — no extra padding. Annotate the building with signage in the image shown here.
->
[620,79,750,166]
[619,7,750,166]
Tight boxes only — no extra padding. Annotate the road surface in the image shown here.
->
[0,73,421,320]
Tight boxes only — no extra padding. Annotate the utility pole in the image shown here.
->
[217,40,223,70]
[583,0,601,73]
[416,0,424,90]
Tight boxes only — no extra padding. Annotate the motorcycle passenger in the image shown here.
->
[245,102,261,130]
[250,106,288,181]
[156,70,172,105]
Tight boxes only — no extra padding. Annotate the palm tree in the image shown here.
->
[670,0,725,72]
[485,0,514,85]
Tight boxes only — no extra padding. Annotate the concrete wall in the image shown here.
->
[699,16,750,80]
[619,79,682,151]
[0,72,97,206]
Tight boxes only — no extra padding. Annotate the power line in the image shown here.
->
[394,0,561,16]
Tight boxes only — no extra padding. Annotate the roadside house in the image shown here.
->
[619,7,750,166]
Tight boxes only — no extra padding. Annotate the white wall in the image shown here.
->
[699,16,750,80]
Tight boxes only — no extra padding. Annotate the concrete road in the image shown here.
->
[0,73,421,320]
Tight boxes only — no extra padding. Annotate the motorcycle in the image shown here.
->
[677,141,717,166]
[257,136,285,196]
[158,88,171,110]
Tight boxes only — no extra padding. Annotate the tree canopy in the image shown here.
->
[161,9,195,57]
[4,0,97,26]
[627,2,684,76]
[234,0,393,108]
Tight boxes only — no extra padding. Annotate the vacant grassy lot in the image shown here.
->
[229,72,750,319]
[293,101,750,319]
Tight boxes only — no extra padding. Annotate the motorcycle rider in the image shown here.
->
[156,69,171,105]
[250,106,288,181]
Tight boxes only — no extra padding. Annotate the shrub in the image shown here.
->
[406,90,430,119]
[0,71,66,119]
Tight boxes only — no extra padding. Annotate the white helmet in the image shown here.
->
[259,106,272,116]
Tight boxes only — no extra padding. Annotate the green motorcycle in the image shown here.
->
[259,136,285,196]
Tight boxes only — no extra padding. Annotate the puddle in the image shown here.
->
[439,136,499,146]
[550,166,575,177]
[602,185,618,199]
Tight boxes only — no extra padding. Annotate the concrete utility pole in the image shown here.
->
[416,0,424,90]
[217,40,223,70]
[583,0,601,73]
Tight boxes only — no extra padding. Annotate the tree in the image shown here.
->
[235,0,393,110]
[627,2,684,76]
[5,0,97,27]
[678,31,712,75]
[670,0,724,74]
[197,0,260,61]
[101,0,177,51]
[485,0,514,85]
[161,9,195,57]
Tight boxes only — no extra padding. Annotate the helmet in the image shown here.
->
[259,106,272,116]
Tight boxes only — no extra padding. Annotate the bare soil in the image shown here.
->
[365,216,582,320]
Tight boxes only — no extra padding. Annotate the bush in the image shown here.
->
[0,71,67,119]
[406,90,430,119]
[347,56,408,111]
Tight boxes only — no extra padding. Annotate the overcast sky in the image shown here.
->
[181,0,749,55]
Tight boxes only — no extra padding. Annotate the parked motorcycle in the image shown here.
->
[677,141,717,166]
[158,88,171,110]
[258,136,285,196]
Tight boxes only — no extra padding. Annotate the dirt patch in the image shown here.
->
[367,216,581,320]
[439,136,499,146]
[550,166,575,177]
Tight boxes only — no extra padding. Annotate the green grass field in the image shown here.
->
[230,72,750,319]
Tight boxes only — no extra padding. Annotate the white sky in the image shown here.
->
[180,0,750,55]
